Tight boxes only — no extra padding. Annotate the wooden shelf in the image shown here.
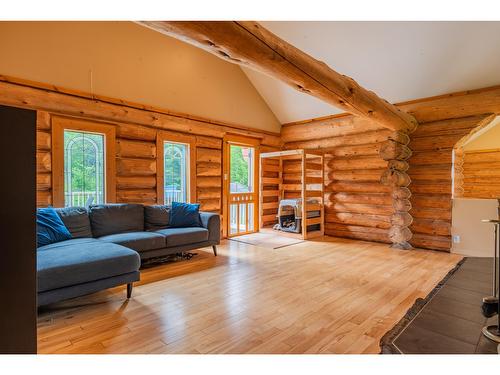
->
[260,148,325,240]
[306,217,322,226]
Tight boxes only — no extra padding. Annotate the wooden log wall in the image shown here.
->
[35,112,230,212]
[196,140,223,211]
[455,148,500,199]
[283,117,393,244]
[282,94,500,251]
[35,111,278,216]
[12,74,500,250]
[19,77,281,238]
[407,115,491,251]
[115,124,157,205]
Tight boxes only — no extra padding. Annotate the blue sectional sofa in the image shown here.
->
[37,204,220,306]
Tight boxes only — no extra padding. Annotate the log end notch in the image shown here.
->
[380,131,415,250]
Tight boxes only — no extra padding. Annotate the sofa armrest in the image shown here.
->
[200,212,220,244]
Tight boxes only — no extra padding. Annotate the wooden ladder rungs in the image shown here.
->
[306,217,322,226]
[305,190,323,198]
[306,203,321,211]
[262,201,279,210]
[261,190,279,196]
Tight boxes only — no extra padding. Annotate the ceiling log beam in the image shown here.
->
[138,21,418,133]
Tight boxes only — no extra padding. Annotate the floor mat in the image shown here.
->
[230,232,304,249]
[378,257,499,354]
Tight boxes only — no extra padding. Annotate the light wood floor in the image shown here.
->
[37,236,462,354]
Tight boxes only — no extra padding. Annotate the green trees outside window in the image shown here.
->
[230,145,253,193]
[164,142,188,204]
[63,130,105,207]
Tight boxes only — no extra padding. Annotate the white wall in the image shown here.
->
[452,198,498,257]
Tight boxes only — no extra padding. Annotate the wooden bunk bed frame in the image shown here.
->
[259,149,325,240]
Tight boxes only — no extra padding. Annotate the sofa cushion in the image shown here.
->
[37,238,140,292]
[169,202,201,228]
[98,232,166,252]
[89,204,144,237]
[37,207,72,247]
[156,227,209,247]
[37,237,96,252]
[56,207,92,238]
[144,205,170,231]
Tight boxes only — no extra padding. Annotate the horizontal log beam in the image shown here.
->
[140,21,418,133]
[0,80,281,148]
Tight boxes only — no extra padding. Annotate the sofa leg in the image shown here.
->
[212,245,218,256]
[127,283,133,299]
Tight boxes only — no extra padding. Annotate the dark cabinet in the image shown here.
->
[0,105,37,353]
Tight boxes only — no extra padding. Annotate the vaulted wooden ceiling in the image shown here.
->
[243,21,500,124]
[139,21,418,133]
[139,21,500,127]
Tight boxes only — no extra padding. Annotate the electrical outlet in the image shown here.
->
[453,235,461,244]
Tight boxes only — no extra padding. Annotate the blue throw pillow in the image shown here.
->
[37,207,72,247]
[169,202,201,228]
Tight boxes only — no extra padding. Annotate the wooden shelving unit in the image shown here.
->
[259,149,324,240]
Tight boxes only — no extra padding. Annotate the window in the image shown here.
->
[229,145,254,193]
[156,131,196,205]
[163,142,189,204]
[64,130,105,207]
[52,117,116,207]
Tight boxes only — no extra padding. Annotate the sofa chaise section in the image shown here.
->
[37,238,140,306]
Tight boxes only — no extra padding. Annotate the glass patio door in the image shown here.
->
[224,137,259,237]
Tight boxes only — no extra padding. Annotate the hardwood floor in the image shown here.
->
[37,236,462,354]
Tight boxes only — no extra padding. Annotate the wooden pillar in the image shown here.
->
[380,131,414,250]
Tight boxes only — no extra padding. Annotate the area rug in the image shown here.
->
[379,257,467,354]
[230,232,304,249]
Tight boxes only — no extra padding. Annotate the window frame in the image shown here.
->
[52,116,116,207]
[156,131,196,205]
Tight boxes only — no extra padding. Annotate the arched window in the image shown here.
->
[63,130,105,207]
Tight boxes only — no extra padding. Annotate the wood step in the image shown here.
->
[282,184,302,191]
[306,190,323,198]
[262,177,280,184]
[262,214,277,223]
[306,217,323,226]
[306,203,321,211]
[261,164,280,172]
[305,176,323,184]
[261,190,279,197]
[262,201,279,210]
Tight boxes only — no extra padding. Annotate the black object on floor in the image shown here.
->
[141,252,198,268]
[381,257,499,354]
